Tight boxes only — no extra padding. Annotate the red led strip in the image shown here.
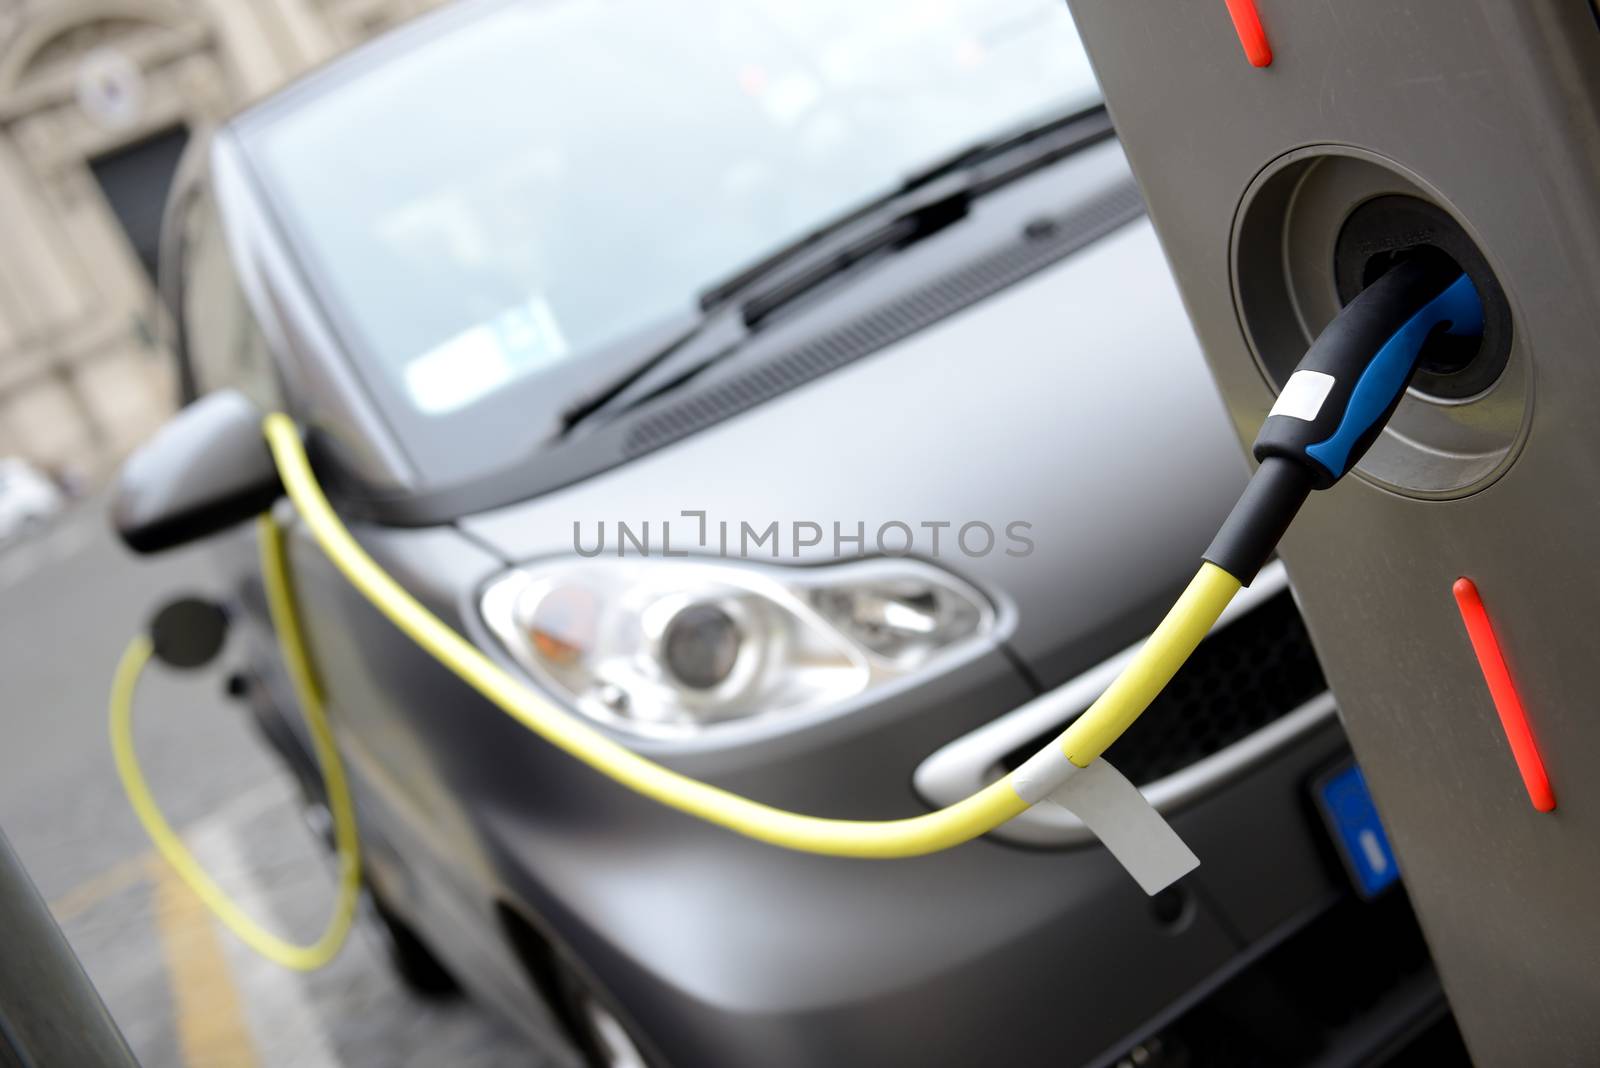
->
[1224,0,1273,68]
[1452,578,1555,813]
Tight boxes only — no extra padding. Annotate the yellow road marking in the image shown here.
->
[49,852,151,923]
[149,855,262,1067]
[52,782,292,923]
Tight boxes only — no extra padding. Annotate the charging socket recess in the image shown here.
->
[1232,145,1530,498]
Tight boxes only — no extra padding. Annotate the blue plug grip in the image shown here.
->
[1304,274,1483,478]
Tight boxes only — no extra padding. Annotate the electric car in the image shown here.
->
[121,0,1453,1064]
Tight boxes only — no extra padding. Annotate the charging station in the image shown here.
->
[1062,2,1600,1062]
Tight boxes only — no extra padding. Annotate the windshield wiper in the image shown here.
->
[730,104,1113,329]
[736,172,974,327]
[556,182,966,437]
[897,101,1113,200]
[559,103,1113,437]
[697,103,1111,315]
[556,313,741,436]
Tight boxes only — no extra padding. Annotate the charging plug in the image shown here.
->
[1206,260,1484,583]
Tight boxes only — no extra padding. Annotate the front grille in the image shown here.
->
[1002,590,1327,783]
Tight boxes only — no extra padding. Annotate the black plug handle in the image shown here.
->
[1253,261,1482,489]
[1205,260,1484,584]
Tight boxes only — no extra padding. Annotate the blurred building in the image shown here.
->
[0,0,444,478]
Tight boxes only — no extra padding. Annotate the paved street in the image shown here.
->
[0,497,562,1067]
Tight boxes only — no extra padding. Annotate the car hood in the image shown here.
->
[459,217,1246,687]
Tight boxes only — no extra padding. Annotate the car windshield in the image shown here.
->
[249,0,1100,422]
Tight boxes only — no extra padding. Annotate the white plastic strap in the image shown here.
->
[1010,740,1082,804]
[1041,758,1199,895]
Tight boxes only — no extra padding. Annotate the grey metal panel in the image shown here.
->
[0,829,138,1068]
[1063,3,1600,1062]
[461,218,1246,690]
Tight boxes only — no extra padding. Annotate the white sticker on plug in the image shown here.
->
[1269,370,1337,422]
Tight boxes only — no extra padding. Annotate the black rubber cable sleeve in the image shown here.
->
[1203,457,1314,585]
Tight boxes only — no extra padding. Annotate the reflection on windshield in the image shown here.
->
[255,0,1100,416]
[404,293,568,413]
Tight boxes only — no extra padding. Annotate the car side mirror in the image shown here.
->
[114,390,283,553]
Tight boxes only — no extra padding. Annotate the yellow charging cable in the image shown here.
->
[109,514,362,971]
[119,257,1448,961]
[111,414,1237,971]
[257,411,1240,858]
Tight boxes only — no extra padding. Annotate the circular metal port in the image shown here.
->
[1232,146,1531,498]
[1333,196,1511,400]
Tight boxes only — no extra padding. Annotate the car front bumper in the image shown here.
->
[473,679,1353,1068]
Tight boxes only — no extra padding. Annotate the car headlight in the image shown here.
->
[480,557,994,737]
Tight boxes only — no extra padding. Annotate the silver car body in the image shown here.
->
[163,5,1384,1065]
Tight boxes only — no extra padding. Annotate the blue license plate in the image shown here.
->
[1313,762,1399,899]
